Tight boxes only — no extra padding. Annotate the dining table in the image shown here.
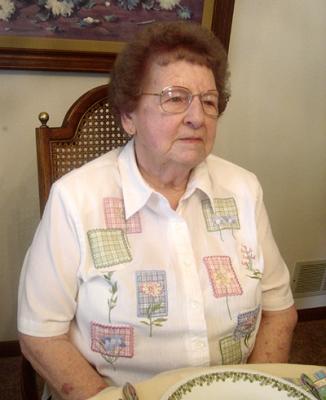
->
[90,363,326,400]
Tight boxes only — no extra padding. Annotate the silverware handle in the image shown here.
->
[122,382,139,400]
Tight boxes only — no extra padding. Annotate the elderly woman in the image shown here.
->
[18,21,297,400]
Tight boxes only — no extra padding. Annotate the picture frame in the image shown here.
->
[0,0,234,73]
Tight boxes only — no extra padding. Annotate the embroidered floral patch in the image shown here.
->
[204,255,242,319]
[241,244,262,279]
[202,197,240,238]
[91,322,134,358]
[220,335,242,364]
[103,197,142,234]
[203,256,243,298]
[234,306,260,348]
[88,228,132,269]
[136,270,168,337]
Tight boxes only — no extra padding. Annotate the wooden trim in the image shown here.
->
[0,340,21,357]
[297,306,326,322]
[0,48,117,73]
[212,0,235,52]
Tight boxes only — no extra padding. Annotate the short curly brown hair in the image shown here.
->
[109,21,230,116]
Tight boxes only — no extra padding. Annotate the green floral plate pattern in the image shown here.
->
[160,369,316,400]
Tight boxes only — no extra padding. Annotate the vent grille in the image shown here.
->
[292,260,326,298]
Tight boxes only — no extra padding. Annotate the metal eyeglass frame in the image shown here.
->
[141,85,219,118]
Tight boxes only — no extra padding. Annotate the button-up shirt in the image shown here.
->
[18,139,294,387]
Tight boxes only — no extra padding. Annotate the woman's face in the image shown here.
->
[122,60,218,175]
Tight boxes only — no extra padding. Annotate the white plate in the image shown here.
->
[160,368,316,400]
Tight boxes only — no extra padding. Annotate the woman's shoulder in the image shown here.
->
[206,154,261,195]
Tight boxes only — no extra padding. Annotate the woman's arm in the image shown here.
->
[248,304,298,363]
[19,332,109,400]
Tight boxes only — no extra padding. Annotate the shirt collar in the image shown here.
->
[118,139,153,219]
[182,157,215,207]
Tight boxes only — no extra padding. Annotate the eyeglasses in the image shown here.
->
[141,86,219,118]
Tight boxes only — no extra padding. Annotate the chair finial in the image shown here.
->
[38,112,49,127]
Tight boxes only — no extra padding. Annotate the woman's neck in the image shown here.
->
[137,162,191,210]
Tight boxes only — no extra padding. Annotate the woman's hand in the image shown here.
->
[19,332,109,400]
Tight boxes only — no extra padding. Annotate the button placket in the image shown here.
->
[168,218,210,365]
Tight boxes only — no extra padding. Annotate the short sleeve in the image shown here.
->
[17,181,81,336]
[255,183,294,311]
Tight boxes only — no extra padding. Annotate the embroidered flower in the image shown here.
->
[214,271,233,287]
[136,271,168,337]
[157,0,181,10]
[100,335,126,353]
[234,307,260,347]
[241,244,262,279]
[0,0,15,21]
[140,281,162,297]
[45,0,74,17]
[214,215,237,226]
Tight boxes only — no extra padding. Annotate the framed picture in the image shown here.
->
[0,0,234,73]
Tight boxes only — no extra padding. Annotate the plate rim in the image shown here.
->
[159,367,316,400]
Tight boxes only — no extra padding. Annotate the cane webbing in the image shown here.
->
[50,98,130,181]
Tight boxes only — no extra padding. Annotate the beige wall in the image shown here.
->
[1,0,325,341]
[215,0,326,308]
[0,73,107,341]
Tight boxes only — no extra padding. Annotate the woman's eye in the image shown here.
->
[169,95,184,103]
[203,100,216,107]
[202,96,218,109]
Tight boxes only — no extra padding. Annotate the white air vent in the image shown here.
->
[291,260,326,298]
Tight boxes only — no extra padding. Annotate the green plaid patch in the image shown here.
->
[220,335,242,364]
[88,228,132,269]
[202,197,240,232]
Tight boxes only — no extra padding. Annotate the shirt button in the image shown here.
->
[184,259,192,267]
[191,301,200,309]
[193,339,205,349]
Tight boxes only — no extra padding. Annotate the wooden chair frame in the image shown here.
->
[36,84,124,213]
[22,84,129,399]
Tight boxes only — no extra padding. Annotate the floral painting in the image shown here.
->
[0,0,204,42]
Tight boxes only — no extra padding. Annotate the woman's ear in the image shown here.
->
[121,112,136,136]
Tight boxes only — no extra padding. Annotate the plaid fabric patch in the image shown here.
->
[88,228,132,269]
[136,270,168,318]
[220,335,242,364]
[234,306,260,339]
[91,322,134,358]
[203,255,243,298]
[103,197,142,234]
[202,197,240,232]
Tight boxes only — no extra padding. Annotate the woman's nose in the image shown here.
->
[183,95,205,128]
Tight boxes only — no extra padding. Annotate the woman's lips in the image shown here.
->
[179,137,203,142]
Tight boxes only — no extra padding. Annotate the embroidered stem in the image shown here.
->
[149,313,153,337]
[141,302,167,337]
[225,289,232,320]
[101,354,119,370]
[104,272,118,323]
